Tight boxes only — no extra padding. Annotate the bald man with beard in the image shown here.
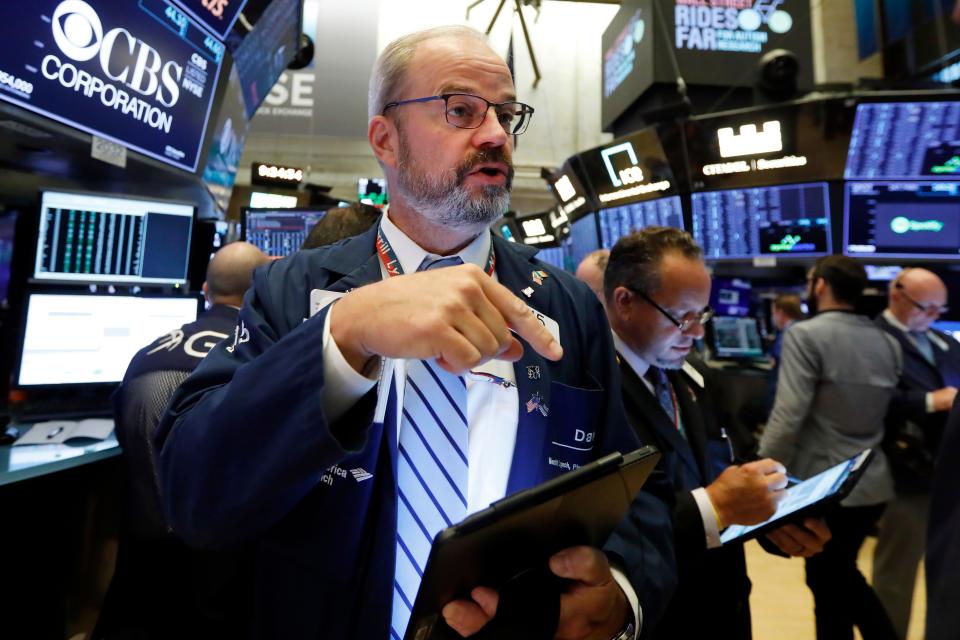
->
[873,268,960,639]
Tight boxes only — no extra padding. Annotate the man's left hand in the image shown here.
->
[441,546,631,639]
[766,518,831,557]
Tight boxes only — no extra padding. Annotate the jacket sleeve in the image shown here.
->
[759,326,819,468]
[576,288,677,635]
[154,262,378,549]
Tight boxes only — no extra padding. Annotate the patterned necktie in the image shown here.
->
[392,255,468,639]
[911,331,935,365]
[646,367,685,439]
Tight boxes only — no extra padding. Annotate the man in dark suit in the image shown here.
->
[601,227,830,639]
[873,268,960,639]
[926,394,960,640]
[156,26,675,640]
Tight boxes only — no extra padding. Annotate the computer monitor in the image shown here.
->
[243,208,327,257]
[691,182,832,260]
[711,278,752,317]
[568,213,600,268]
[844,181,960,259]
[845,101,960,180]
[536,245,567,271]
[0,210,16,307]
[359,178,388,209]
[15,293,200,387]
[933,321,960,342]
[249,191,299,209]
[598,195,684,249]
[34,190,195,286]
[710,316,764,359]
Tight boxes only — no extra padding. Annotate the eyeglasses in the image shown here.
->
[630,287,714,332]
[381,93,535,135]
[895,282,948,315]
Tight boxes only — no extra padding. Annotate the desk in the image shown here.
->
[0,432,121,486]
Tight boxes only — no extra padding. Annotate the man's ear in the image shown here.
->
[612,286,633,316]
[369,115,399,169]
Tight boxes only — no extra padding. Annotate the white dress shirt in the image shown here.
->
[315,212,642,633]
[611,330,724,549]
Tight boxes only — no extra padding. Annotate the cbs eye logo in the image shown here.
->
[52,0,103,62]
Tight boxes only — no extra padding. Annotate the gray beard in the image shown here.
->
[394,131,512,229]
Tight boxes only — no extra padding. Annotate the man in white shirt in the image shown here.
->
[156,25,675,640]
[602,227,830,638]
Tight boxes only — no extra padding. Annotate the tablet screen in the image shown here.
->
[720,452,867,545]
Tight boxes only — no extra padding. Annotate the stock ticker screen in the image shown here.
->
[243,208,326,257]
[692,182,831,260]
[598,195,684,249]
[844,181,960,259]
[568,214,600,268]
[34,191,194,286]
[845,102,960,180]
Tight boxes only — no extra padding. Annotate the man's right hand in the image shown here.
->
[704,458,787,527]
[329,263,563,375]
[932,386,958,412]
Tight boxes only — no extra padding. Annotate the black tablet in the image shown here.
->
[403,446,661,640]
[720,449,875,545]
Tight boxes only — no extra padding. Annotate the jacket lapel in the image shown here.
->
[619,357,702,482]
[667,369,711,482]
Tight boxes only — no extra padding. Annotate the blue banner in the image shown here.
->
[0,0,224,172]
[169,0,248,40]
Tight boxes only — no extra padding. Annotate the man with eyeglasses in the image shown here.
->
[156,25,675,640]
[872,268,960,639]
[603,227,830,639]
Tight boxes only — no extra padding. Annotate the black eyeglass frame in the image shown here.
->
[380,93,535,135]
[628,287,715,333]
[895,282,949,315]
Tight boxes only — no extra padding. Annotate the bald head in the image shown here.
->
[889,267,948,331]
[575,249,610,304]
[204,241,270,307]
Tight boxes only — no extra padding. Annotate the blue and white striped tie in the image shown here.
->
[392,256,469,639]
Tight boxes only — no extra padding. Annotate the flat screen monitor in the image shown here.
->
[536,245,567,271]
[0,211,16,307]
[34,191,194,286]
[692,182,832,260]
[844,181,960,259]
[711,316,764,359]
[243,208,326,257]
[359,178,389,209]
[598,195,684,250]
[568,214,600,268]
[16,293,200,387]
[933,321,960,342]
[711,278,752,317]
[232,0,301,116]
[249,192,299,209]
[845,101,960,180]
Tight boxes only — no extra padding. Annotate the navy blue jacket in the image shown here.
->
[926,395,960,640]
[155,227,676,638]
[877,314,960,492]
[618,356,752,639]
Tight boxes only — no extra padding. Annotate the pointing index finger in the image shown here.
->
[481,277,563,361]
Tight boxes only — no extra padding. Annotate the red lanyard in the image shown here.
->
[375,225,495,278]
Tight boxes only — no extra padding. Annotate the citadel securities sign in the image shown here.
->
[0,0,224,172]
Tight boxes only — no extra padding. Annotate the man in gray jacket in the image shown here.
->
[760,255,901,640]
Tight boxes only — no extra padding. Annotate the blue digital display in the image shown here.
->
[170,0,248,40]
[844,181,960,259]
[567,213,599,269]
[692,182,832,260]
[710,278,752,317]
[232,0,300,117]
[535,245,567,271]
[0,211,16,307]
[598,195,684,249]
[845,102,960,180]
[244,208,326,257]
[0,0,224,172]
